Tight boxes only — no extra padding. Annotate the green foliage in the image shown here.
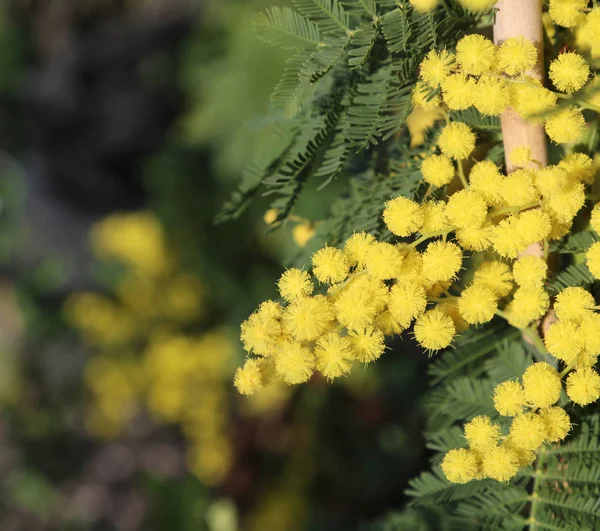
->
[219,0,478,238]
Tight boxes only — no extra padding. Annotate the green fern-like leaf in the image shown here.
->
[482,339,533,384]
[292,0,351,34]
[344,0,378,18]
[548,262,595,294]
[348,21,378,69]
[552,230,600,254]
[254,7,324,49]
[381,7,411,53]
[449,108,501,131]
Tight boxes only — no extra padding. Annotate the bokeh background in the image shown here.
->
[0,1,432,529]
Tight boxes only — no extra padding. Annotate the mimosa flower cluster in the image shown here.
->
[414,33,599,144]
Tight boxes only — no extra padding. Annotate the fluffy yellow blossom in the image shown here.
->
[538,406,571,442]
[580,313,600,355]
[409,0,438,13]
[482,445,519,482]
[534,166,568,196]
[441,74,476,110]
[437,122,476,160]
[438,301,470,333]
[275,342,315,384]
[375,311,404,336]
[500,169,537,207]
[591,204,600,234]
[397,250,424,281]
[473,77,510,116]
[293,222,315,247]
[383,196,424,237]
[516,210,552,244]
[546,181,586,223]
[504,287,550,328]
[421,154,455,187]
[586,241,600,279]
[414,309,455,351]
[473,261,513,298]
[457,0,497,10]
[458,285,498,325]
[559,153,595,184]
[421,240,463,283]
[445,190,488,229]
[493,380,526,416]
[469,161,504,205]
[549,52,590,93]
[456,223,493,252]
[496,36,537,76]
[580,9,600,57]
[283,295,334,341]
[344,232,376,268]
[334,277,385,331]
[545,106,585,144]
[388,281,427,326]
[421,201,449,233]
[263,209,278,225]
[554,287,595,324]
[456,34,495,75]
[504,438,536,468]
[348,326,386,363]
[522,362,562,409]
[549,0,587,27]
[544,320,583,363]
[509,413,547,451]
[464,416,501,452]
[278,269,313,301]
[549,217,574,241]
[491,217,527,259]
[509,146,532,168]
[512,256,547,287]
[364,242,404,280]
[314,333,354,380]
[412,81,442,111]
[234,359,264,396]
[241,308,282,356]
[566,367,600,406]
[312,247,349,284]
[511,80,558,122]
[420,49,455,88]
[441,448,478,484]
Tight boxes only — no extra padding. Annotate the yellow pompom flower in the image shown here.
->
[511,80,558,122]
[504,438,536,468]
[283,295,335,341]
[509,413,547,451]
[591,204,600,234]
[348,326,386,363]
[437,301,470,333]
[293,222,315,247]
[409,0,438,13]
[586,241,600,279]
[312,247,349,284]
[499,169,537,208]
[278,268,314,301]
[549,52,590,93]
[509,146,532,168]
[473,261,513,298]
[375,311,404,336]
[559,152,595,184]
[516,210,552,245]
[580,313,600,356]
[549,0,587,27]
[580,9,600,56]
[258,300,283,320]
[275,342,315,384]
[534,166,569,197]
[364,242,404,280]
[546,183,585,225]
[457,0,497,10]
[397,250,424,282]
[469,160,504,206]
[421,154,455,187]
[334,283,379,332]
[344,231,376,269]
[504,287,550,329]
[383,196,424,237]
[473,77,510,116]
[512,256,547,287]
[456,223,493,252]
[522,362,562,409]
[491,217,527,259]
[241,309,282,356]
[414,309,456,351]
[496,36,537,76]
[388,281,428,326]
[566,367,600,406]
[482,445,519,482]
[544,320,584,363]
[412,81,441,111]
[315,333,354,380]
[437,122,476,160]
[422,240,463,283]
[421,201,449,233]
[538,406,571,443]
[441,448,478,484]
[458,285,498,325]
[464,415,501,452]
[441,73,476,110]
[420,49,455,88]
[493,381,526,416]
[456,34,495,75]
[234,359,264,396]
[545,106,585,144]
[554,287,595,324]
[445,190,488,229]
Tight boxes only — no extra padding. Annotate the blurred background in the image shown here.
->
[0,1,432,529]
